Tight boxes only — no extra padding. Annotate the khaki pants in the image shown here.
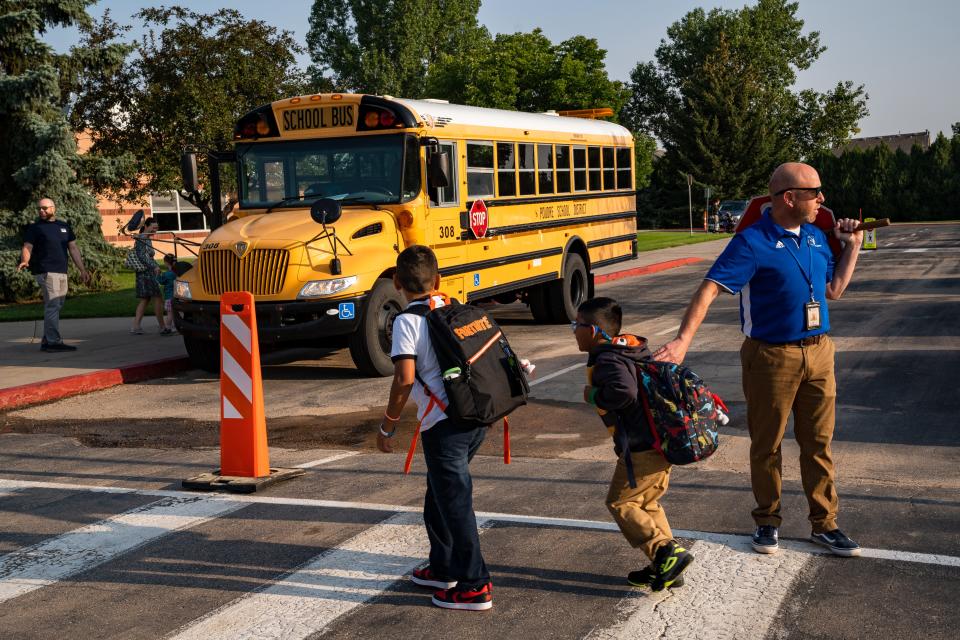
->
[606,449,673,560]
[35,272,68,345]
[741,336,838,533]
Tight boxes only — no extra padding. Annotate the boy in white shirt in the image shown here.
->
[376,245,492,611]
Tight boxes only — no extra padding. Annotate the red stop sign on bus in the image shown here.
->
[469,199,488,239]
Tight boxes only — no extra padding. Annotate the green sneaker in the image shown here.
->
[650,541,694,592]
[627,566,685,589]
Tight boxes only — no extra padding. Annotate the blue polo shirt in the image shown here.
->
[22,219,75,275]
[705,212,835,343]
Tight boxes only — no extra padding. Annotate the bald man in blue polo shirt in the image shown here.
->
[655,162,864,557]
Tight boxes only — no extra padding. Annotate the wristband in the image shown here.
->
[383,411,400,422]
[379,424,397,438]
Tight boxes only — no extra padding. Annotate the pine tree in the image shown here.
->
[0,1,130,301]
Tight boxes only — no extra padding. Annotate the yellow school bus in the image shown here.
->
[173,94,636,376]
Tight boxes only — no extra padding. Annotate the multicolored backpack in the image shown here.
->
[635,361,728,465]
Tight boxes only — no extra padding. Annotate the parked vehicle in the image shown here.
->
[717,200,748,233]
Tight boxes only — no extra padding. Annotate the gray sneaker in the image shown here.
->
[811,529,861,557]
[751,525,779,554]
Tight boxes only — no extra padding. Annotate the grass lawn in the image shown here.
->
[635,231,729,252]
[0,270,143,322]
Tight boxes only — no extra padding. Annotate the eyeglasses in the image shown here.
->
[38,205,54,211]
[773,186,823,197]
[570,321,613,341]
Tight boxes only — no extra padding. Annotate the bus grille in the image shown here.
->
[199,249,289,296]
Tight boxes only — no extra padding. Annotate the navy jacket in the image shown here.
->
[587,335,654,456]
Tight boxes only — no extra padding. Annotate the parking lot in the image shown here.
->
[2,224,959,639]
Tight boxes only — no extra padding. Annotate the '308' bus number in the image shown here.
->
[437,224,457,239]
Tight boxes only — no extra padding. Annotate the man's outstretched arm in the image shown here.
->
[653,279,721,364]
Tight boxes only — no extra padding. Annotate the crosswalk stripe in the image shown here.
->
[0,494,244,604]
[586,538,809,640]
[1,477,957,568]
[168,512,482,640]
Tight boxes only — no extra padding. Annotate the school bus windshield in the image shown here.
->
[237,133,421,209]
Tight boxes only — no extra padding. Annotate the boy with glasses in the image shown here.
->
[575,296,694,591]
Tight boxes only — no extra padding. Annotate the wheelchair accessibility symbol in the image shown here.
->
[473,273,480,287]
[338,302,355,320]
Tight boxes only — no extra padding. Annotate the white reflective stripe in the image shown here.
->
[741,282,753,337]
[222,348,252,402]
[0,496,243,604]
[223,396,242,419]
[586,538,808,640]
[168,512,436,640]
[222,314,252,352]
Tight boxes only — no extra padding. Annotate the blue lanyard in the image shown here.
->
[783,234,816,302]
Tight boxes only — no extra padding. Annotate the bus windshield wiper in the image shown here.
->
[264,193,326,213]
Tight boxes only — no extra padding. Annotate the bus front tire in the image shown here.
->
[547,253,588,323]
[184,335,220,373]
[349,278,404,377]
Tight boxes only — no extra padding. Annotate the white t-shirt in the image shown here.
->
[390,296,450,432]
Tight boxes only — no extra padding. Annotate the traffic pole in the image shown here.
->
[183,290,304,493]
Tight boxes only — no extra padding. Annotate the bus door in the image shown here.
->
[426,141,465,300]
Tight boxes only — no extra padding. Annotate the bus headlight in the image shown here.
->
[174,280,192,300]
[298,276,358,298]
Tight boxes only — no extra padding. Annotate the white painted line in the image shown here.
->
[1,478,957,569]
[535,433,581,440]
[586,538,808,640]
[655,323,682,336]
[903,248,928,253]
[169,513,489,640]
[295,451,360,469]
[222,348,252,401]
[529,362,582,387]
[0,495,244,604]
[221,314,251,352]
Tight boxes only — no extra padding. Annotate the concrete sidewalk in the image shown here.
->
[0,237,730,410]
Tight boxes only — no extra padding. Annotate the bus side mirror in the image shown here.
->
[181,153,199,193]
[428,151,451,189]
[310,198,342,225]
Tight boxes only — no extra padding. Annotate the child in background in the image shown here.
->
[575,296,694,592]
[157,254,178,336]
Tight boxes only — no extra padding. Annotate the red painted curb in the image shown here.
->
[0,356,191,412]
[594,257,704,284]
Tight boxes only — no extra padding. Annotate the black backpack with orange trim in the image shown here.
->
[403,300,529,426]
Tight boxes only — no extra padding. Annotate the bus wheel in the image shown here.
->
[349,277,404,377]
[528,284,553,322]
[183,335,220,373]
[548,253,588,323]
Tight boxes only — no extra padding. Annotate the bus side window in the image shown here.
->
[428,142,459,207]
[573,146,587,192]
[466,141,494,199]
[616,147,633,190]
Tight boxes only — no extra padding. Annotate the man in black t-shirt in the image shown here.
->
[17,198,91,351]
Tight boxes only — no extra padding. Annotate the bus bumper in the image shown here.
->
[173,296,366,344]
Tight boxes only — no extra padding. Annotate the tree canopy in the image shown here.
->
[70,6,308,223]
[623,0,868,200]
[0,0,131,301]
[425,28,629,116]
[306,0,482,96]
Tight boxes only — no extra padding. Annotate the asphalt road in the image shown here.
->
[1,224,958,639]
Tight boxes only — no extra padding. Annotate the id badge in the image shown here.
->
[804,301,822,331]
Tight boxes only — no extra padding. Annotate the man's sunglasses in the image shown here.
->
[38,205,54,210]
[773,186,823,197]
[570,321,613,341]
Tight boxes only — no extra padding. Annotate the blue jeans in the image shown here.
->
[420,419,489,588]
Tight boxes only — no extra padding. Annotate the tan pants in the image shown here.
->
[741,336,838,533]
[606,449,673,560]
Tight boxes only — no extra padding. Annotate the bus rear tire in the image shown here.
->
[528,285,553,322]
[349,277,404,377]
[547,253,588,323]
[184,335,219,373]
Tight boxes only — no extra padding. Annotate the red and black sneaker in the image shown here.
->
[411,566,457,590]
[431,582,493,611]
